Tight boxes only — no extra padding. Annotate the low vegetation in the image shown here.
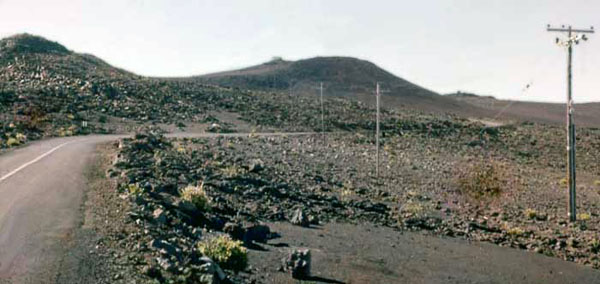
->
[456,160,506,199]
[198,235,248,271]
[180,183,211,211]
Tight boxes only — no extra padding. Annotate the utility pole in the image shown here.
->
[320,82,324,136]
[376,82,381,178]
[547,24,594,222]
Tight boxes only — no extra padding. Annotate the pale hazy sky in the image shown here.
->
[0,0,599,103]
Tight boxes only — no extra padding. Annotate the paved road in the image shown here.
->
[1,133,600,283]
[0,132,310,283]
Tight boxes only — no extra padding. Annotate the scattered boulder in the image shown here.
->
[291,208,310,227]
[152,208,167,224]
[223,222,245,241]
[248,159,264,173]
[244,223,271,243]
[142,265,162,279]
[283,249,311,279]
[148,239,182,260]
[199,256,227,282]
[207,123,222,133]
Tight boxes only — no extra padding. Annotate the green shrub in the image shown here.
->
[198,235,248,271]
[181,183,210,210]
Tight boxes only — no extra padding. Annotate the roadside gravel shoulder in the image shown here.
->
[59,142,151,283]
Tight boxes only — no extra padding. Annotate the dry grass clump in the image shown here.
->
[181,183,210,211]
[221,165,245,178]
[524,209,537,220]
[15,133,26,142]
[198,235,248,271]
[456,160,508,199]
[127,184,143,195]
[6,137,20,147]
[507,227,524,236]
[577,213,591,221]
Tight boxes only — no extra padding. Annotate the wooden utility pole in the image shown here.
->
[376,82,381,177]
[320,82,324,136]
[547,24,594,221]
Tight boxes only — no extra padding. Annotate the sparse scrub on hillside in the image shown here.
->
[456,160,507,199]
[524,209,537,220]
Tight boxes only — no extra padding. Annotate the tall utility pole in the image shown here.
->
[547,24,594,222]
[376,82,381,177]
[320,82,324,136]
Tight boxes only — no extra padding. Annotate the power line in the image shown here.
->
[547,24,594,222]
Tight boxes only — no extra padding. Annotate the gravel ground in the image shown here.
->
[94,121,600,282]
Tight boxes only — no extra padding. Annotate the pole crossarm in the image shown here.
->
[546,25,594,34]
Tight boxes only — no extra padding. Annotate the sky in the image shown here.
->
[0,0,599,103]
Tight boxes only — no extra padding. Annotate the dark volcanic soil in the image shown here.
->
[249,222,600,284]
[99,121,600,282]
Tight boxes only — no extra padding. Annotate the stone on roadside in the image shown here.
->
[244,223,271,243]
[283,249,311,279]
[152,208,167,224]
[291,208,310,227]
[199,256,226,282]
[248,159,264,173]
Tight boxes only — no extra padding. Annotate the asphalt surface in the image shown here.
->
[1,133,600,283]
[0,132,308,283]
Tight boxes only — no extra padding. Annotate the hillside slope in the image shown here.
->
[193,57,485,115]
[1,34,456,149]
[448,92,600,127]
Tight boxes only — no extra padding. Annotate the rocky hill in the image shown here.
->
[192,57,484,115]
[1,34,456,149]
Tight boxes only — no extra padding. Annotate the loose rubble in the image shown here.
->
[101,120,600,282]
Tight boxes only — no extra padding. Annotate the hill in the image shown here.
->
[192,57,485,115]
[1,34,455,149]
[449,92,600,127]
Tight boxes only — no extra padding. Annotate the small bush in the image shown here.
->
[221,165,245,178]
[15,133,26,142]
[198,235,248,271]
[507,227,524,236]
[559,178,568,186]
[524,209,537,220]
[577,213,591,221]
[456,160,506,199]
[6,137,20,147]
[181,183,210,210]
[402,202,424,216]
[127,184,143,195]
[594,180,600,187]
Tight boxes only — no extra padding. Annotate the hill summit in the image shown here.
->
[0,33,70,56]
[194,56,475,114]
